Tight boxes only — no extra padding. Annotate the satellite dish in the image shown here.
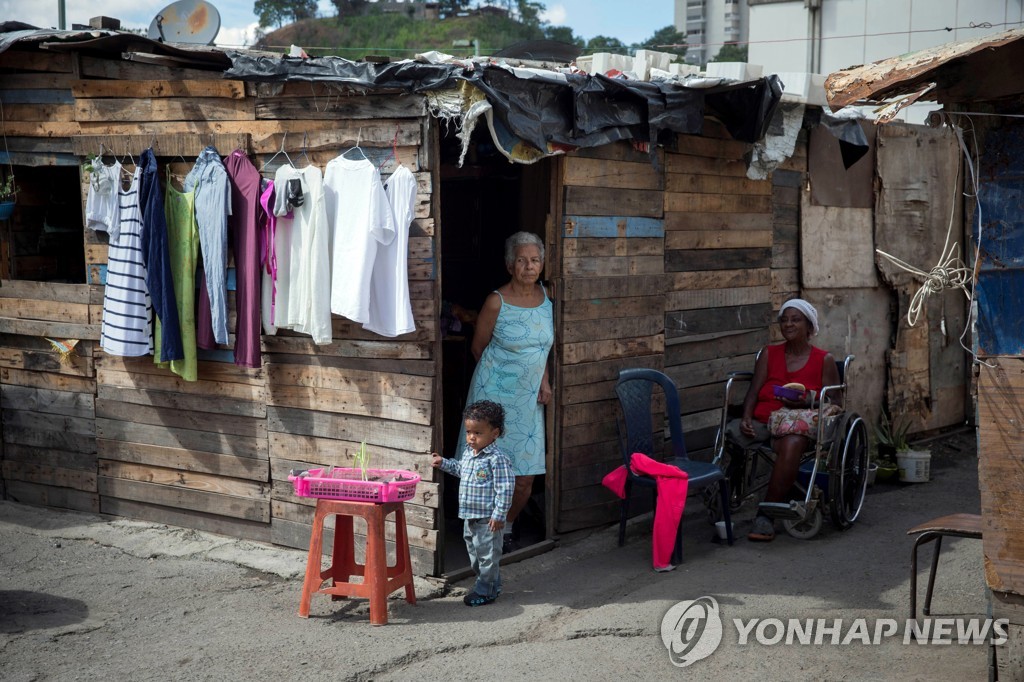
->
[148,0,221,45]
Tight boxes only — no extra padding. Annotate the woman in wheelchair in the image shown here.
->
[727,299,840,542]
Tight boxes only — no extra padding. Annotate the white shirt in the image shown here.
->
[270,165,332,345]
[323,156,396,324]
[85,160,122,240]
[364,165,417,337]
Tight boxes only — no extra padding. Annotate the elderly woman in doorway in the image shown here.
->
[463,231,554,554]
[726,298,840,543]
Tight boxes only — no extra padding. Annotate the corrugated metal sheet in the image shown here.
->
[825,27,1024,111]
[976,124,1024,356]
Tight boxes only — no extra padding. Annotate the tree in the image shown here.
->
[330,0,369,18]
[544,25,583,47]
[711,44,749,63]
[586,35,628,55]
[516,0,544,28]
[254,0,318,28]
[638,25,686,58]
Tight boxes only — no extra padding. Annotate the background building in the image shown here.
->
[675,0,750,65]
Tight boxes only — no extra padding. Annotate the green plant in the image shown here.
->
[875,411,912,452]
[353,440,371,481]
[0,173,16,201]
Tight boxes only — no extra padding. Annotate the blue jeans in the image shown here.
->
[463,518,502,598]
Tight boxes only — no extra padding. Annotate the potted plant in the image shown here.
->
[875,411,930,483]
[0,171,16,221]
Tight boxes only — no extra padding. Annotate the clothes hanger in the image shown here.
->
[377,125,402,172]
[299,131,312,168]
[260,131,295,173]
[340,127,368,161]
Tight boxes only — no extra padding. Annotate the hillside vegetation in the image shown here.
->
[258,14,546,59]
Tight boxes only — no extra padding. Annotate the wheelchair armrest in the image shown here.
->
[726,371,753,380]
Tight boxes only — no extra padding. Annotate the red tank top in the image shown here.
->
[753,343,828,423]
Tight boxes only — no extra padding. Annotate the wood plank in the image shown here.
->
[72,134,251,158]
[665,153,748,176]
[259,347,434,377]
[561,355,664,387]
[99,460,269,500]
[563,295,664,322]
[268,406,432,453]
[255,95,426,120]
[561,315,662,344]
[98,477,270,522]
[671,268,771,291]
[0,348,94,377]
[665,248,771,272]
[0,74,78,89]
[2,442,95,472]
[95,384,266,419]
[3,424,95,453]
[0,297,91,323]
[1,367,95,393]
[665,329,766,366]
[264,363,431,400]
[96,369,265,402]
[79,55,228,82]
[562,275,668,300]
[250,120,422,152]
[3,408,95,436]
[562,215,664,239]
[266,384,432,425]
[98,439,268,482]
[5,480,98,513]
[556,499,621,533]
[562,237,662,258]
[563,255,664,276]
[666,355,757,389]
[101,497,270,543]
[72,79,246,99]
[562,334,664,365]
[571,142,664,165]
[0,317,99,340]
[563,156,664,190]
[75,98,254,122]
[269,432,433,476]
[665,173,771,195]
[0,103,74,121]
[672,135,751,160]
[2,460,97,492]
[666,286,771,312]
[259,336,431,360]
[665,303,773,338]
[0,384,94,417]
[665,229,772,250]
[95,399,266,438]
[564,186,663,218]
[95,418,267,459]
[664,192,772,213]
[664,211,770,231]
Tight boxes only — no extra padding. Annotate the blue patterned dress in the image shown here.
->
[460,286,554,476]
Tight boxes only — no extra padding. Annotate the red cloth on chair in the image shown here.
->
[602,453,689,570]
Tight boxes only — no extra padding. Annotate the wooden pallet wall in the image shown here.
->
[663,133,775,457]
[0,282,100,512]
[556,143,667,532]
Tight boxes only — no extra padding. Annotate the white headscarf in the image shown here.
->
[779,299,819,335]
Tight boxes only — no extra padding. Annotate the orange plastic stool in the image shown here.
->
[298,499,416,625]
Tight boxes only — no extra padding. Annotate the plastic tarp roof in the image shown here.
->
[224,53,784,151]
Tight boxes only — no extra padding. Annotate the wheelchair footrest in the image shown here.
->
[758,501,804,521]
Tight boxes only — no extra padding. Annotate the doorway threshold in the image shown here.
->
[442,538,557,583]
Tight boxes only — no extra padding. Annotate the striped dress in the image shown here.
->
[100,168,154,356]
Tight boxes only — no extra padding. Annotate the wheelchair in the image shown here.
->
[707,355,870,539]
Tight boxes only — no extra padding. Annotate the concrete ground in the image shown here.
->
[1,429,992,681]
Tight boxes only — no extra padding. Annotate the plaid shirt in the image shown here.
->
[439,442,515,522]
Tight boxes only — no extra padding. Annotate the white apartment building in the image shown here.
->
[675,0,750,65]
[748,0,1023,76]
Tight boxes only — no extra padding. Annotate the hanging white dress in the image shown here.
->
[364,164,417,337]
[323,156,396,324]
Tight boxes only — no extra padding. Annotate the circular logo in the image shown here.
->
[660,596,723,667]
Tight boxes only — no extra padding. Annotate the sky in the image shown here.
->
[0,0,675,49]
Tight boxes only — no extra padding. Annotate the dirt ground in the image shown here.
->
[0,429,992,681]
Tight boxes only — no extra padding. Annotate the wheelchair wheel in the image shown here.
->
[829,414,869,530]
[783,506,823,540]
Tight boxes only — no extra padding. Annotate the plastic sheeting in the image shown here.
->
[225,53,783,155]
[975,124,1024,356]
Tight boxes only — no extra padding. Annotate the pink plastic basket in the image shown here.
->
[288,467,420,503]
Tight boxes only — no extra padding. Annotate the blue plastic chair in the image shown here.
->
[615,368,735,561]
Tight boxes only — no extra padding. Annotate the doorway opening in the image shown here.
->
[438,122,552,573]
